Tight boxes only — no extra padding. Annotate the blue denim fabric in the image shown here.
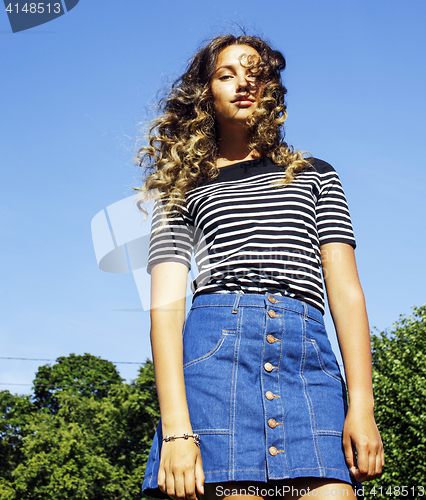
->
[143,292,359,497]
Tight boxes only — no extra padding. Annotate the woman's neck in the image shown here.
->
[216,150,262,168]
[215,128,263,168]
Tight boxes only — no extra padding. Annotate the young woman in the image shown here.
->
[137,34,384,500]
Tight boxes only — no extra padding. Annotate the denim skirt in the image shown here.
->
[142,292,358,497]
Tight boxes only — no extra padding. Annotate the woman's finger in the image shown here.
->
[173,472,186,499]
[183,469,197,500]
[367,436,383,478]
[157,467,166,493]
[354,441,369,481]
[165,473,176,498]
[375,450,383,477]
[342,434,356,470]
[368,446,378,478]
[195,453,205,496]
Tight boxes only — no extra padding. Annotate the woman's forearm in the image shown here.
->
[328,285,374,409]
[321,243,374,408]
[150,262,193,434]
[151,303,194,434]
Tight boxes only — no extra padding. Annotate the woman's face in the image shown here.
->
[210,44,263,133]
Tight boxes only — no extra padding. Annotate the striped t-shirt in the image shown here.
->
[147,157,356,314]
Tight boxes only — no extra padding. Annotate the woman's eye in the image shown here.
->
[219,75,232,81]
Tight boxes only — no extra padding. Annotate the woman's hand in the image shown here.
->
[157,438,205,500]
[343,405,384,482]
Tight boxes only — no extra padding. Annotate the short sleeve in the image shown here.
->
[147,197,194,274]
[315,162,356,249]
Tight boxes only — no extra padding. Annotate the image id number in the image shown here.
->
[369,485,425,496]
[6,3,61,14]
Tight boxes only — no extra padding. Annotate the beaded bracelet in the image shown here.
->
[162,433,201,447]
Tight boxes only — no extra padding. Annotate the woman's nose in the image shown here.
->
[236,75,249,92]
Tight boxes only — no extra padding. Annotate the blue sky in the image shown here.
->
[1,0,425,395]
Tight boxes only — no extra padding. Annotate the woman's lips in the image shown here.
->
[233,97,254,106]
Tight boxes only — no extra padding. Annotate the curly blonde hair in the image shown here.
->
[134,34,311,217]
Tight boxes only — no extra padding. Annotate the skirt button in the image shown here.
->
[264,362,273,372]
[268,418,277,428]
[268,310,276,318]
[268,295,276,303]
[265,391,275,400]
[267,334,276,344]
[269,446,278,456]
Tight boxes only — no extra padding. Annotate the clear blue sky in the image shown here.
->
[1,0,425,395]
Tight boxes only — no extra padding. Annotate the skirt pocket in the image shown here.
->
[302,319,348,434]
[183,330,236,369]
[182,305,239,368]
[304,319,343,384]
[305,338,342,383]
[183,305,239,437]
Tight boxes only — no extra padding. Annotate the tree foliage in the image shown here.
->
[0,391,35,484]
[33,353,124,413]
[0,354,160,500]
[363,305,426,499]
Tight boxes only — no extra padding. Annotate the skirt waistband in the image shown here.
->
[192,292,324,325]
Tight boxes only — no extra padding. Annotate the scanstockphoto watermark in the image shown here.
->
[3,0,80,33]
[91,191,345,311]
[215,485,358,497]
[201,244,344,281]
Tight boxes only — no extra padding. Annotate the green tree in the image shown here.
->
[0,391,36,487]
[33,353,124,413]
[0,355,160,500]
[363,305,426,499]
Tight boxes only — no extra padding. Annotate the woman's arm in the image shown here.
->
[150,262,204,499]
[321,242,384,482]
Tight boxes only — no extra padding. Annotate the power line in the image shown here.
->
[0,357,143,365]
[0,383,32,387]
[0,358,149,389]
[0,383,156,389]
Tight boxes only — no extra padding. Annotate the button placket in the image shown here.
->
[263,297,286,476]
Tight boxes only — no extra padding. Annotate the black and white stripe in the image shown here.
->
[147,158,356,314]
